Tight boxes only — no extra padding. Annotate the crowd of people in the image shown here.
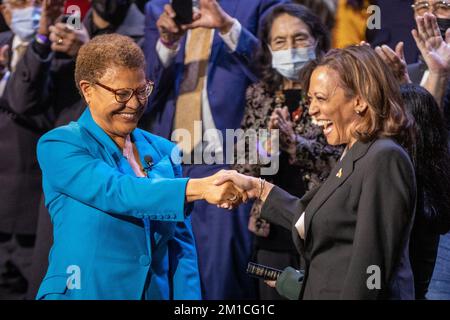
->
[0,0,449,300]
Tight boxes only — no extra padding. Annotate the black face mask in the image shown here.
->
[436,17,450,39]
[92,0,131,27]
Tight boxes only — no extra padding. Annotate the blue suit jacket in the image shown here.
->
[142,0,284,140]
[36,108,201,300]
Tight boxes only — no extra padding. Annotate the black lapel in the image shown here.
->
[303,140,376,240]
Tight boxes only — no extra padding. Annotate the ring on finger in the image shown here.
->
[57,37,63,45]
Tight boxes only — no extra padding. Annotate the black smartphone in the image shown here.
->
[172,0,193,25]
[283,89,303,113]
[246,262,282,281]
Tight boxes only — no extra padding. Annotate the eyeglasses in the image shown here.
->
[94,80,155,104]
[411,1,450,16]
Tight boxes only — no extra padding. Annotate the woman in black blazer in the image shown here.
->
[216,45,417,299]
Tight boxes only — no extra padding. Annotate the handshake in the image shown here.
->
[185,170,272,209]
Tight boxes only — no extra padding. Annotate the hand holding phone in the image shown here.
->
[246,262,282,281]
[171,0,194,25]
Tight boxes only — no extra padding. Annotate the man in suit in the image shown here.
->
[0,0,64,300]
[142,0,284,299]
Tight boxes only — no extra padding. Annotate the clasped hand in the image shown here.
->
[207,170,265,210]
[188,170,263,210]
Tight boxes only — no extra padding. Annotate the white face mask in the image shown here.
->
[270,46,316,81]
[10,6,42,42]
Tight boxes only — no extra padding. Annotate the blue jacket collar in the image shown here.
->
[78,107,126,159]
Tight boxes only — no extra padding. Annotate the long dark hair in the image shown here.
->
[255,3,330,92]
[400,83,450,234]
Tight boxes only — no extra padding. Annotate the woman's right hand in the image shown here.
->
[213,170,260,199]
[185,171,248,209]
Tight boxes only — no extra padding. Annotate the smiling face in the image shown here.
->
[80,66,148,143]
[307,66,361,146]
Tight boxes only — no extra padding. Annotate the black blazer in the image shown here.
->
[261,138,417,300]
[0,32,47,235]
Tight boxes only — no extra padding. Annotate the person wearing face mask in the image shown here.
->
[233,3,342,300]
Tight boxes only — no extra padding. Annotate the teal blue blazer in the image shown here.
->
[36,108,201,300]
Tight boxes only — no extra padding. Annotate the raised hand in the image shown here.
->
[375,42,411,84]
[269,107,297,155]
[412,12,450,76]
[156,4,187,46]
[38,0,65,36]
[181,0,234,34]
[49,22,90,57]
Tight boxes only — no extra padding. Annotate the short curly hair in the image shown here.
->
[75,34,146,96]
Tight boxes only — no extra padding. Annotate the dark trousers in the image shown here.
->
[0,232,35,299]
[26,196,53,300]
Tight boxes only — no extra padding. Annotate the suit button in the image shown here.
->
[139,255,150,266]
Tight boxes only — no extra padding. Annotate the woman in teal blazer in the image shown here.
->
[35,34,243,300]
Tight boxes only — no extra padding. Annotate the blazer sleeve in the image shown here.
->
[261,185,320,254]
[4,41,53,116]
[37,126,190,221]
[340,147,416,300]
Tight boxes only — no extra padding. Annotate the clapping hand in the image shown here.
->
[412,12,450,76]
[375,42,411,84]
[38,0,65,36]
[268,107,297,155]
[181,0,235,34]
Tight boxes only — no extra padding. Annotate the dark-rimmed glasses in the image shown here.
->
[95,80,154,103]
[412,1,450,16]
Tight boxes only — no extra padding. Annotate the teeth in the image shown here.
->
[312,118,333,128]
[118,113,136,120]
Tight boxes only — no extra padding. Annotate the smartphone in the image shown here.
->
[246,262,282,281]
[171,0,193,25]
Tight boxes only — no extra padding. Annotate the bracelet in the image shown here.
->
[258,178,266,201]
[35,34,50,45]
[159,36,178,49]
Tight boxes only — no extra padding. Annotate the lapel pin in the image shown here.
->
[336,168,343,178]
